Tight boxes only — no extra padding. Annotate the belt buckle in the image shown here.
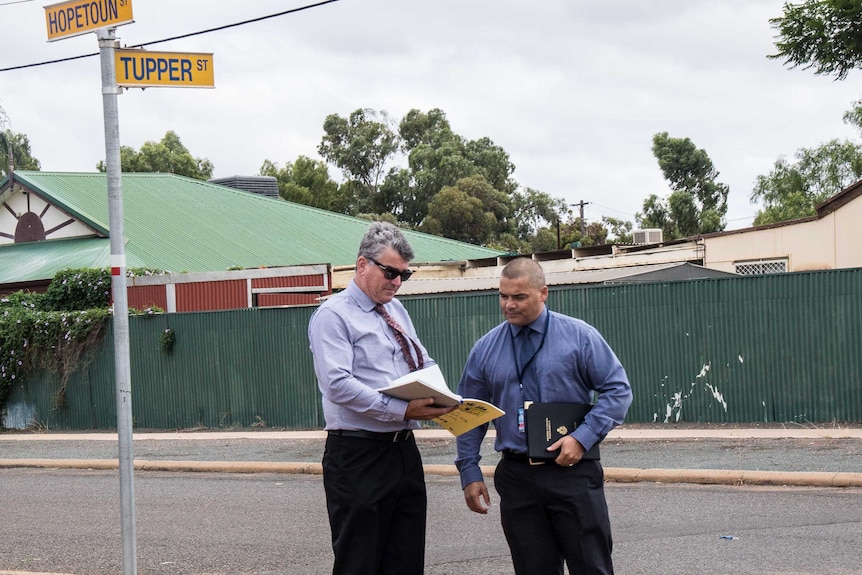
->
[393,430,408,442]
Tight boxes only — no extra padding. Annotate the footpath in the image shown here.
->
[2,425,862,487]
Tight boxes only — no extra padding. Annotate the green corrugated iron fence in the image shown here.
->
[4,268,861,430]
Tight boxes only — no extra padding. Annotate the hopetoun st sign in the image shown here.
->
[45,0,134,41]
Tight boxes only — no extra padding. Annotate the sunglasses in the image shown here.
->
[366,257,413,281]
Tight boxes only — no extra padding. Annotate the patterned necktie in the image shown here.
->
[518,327,540,401]
[374,304,425,372]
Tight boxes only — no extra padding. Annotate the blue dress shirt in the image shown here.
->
[308,279,435,432]
[455,307,633,488]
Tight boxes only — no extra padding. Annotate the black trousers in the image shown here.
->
[322,433,427,575]
[494,458,614,575]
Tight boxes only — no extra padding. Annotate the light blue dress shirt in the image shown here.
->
[455,307,633,488]
[308,279,435,432]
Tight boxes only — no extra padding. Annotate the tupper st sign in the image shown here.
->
[114,49,215,88]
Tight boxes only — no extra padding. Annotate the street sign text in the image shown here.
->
[115,50,215,88]
[45,0,134,41]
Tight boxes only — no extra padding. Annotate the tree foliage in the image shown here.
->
[390,108,517,227]
[317,108,399,215]
[1,106,41,177]
[421,180,489,244]
[97,131,213,180]
[750,102,862,225]
[751,138,862,224]
[1,130,41,178]
[259,156,346,212]
[420,175,511,245]
[769,0,862,80]
[637,132,729,239]
[603,216,633,244]
[557,218,609,249]
[312,107,565,250]
[513,187,568,239]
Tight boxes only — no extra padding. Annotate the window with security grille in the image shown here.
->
[734,259,788,275]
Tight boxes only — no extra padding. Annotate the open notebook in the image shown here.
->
[378,365,504,436]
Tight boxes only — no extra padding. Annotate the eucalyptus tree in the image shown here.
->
[751,136,862,225]
[317,108,399,215]
[97,130,213,180]
[260,156,346,212]
[637,132,728,239]
[1,107,41,177]
[770,0,862,80]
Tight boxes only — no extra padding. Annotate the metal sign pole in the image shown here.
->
[97,27,137,575]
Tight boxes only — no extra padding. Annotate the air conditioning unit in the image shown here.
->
[632,228,663,245]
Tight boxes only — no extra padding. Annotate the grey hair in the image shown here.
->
[357,221,415,261]
[501,257,545,289]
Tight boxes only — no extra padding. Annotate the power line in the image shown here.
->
[589,201,636,218]
[0,0,35,6]
[585,200,757,224]
[0,0,341,73]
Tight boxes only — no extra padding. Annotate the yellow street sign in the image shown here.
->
[115,49,215,88]
[45,0,134,42]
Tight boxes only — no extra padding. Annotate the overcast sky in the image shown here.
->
[2,0,861,231]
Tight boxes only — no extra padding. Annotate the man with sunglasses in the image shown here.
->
[308,221,455,575]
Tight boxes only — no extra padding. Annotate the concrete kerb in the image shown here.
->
[3,427,862,487]
[3,458,862,488]
[604,467,862,488]
[4,426,862,441]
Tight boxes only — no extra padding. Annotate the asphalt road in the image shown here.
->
[1,467,861,575]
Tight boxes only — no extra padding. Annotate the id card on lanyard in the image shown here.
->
[518,401,533,433]
[513,313,549,432]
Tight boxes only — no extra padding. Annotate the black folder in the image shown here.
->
[525,402,601,461]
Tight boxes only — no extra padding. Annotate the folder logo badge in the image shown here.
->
[556,425,569,435]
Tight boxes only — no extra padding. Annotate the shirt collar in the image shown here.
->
[510,306,549,338]
[346,279,378,313]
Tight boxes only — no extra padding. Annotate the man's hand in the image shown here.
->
[404,397,457,421]
[463,481,491,514]
[549,434,586,467]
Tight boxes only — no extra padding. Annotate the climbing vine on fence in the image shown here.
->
[0,267,166,410]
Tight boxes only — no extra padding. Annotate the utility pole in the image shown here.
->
[570,200,590,239]
[556,215,561,249]
[97,27,137,575]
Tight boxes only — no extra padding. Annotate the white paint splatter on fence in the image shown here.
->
[664,391,684,423]
[705,383,728,412]
[661,360,737,421]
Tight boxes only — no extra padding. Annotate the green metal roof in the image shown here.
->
[0,171,502,283]
[0,237,115,283]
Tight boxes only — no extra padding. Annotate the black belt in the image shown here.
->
[501,450,555,466]
[328,429,414,442]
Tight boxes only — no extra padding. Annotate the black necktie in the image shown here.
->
[375,304,424,372]
[519,327,539,401]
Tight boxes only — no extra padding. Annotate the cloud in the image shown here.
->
[2,0,861,230]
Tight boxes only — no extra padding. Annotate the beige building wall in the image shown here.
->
[703,196,862,273]
[833,196,862,268]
